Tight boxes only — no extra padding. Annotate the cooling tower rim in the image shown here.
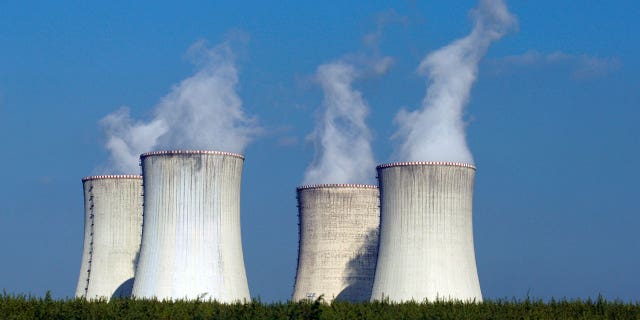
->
[82,175,143,182]
[377,161,476,170]
[140,150,245,160]
[296,183,379,190]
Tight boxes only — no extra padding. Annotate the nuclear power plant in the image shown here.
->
[75,175,143,300]
[292,184,379,303]
[131,150,250,302]
[74,157,483,303]
[65,0,510,303]
[370,162,482,302]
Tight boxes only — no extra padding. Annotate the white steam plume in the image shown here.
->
[395,0,517,163]
[303,61,382,185]
[100,41,258,173]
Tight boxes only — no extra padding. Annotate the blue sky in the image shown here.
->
[0,1,639,302]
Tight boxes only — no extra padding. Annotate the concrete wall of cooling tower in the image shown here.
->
[370,162,482,302]
[292,184,379,303]
[75,175,143,300]
[132,150,250,302]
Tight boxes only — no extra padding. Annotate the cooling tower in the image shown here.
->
[292,184,379,303]
[75,175,143,300]
[132,150,250,302]
[370,162,482,302]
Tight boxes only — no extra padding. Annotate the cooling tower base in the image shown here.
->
[75,175,143,300]
[371,162,482,302]
[132,150,250,302]
[292,184,379,303]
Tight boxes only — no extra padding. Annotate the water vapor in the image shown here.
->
[303,60,383,185]
[394,0,517,163]
[100,41,258,173]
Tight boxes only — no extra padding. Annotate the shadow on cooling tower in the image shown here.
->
[111,278,134,299]
[334,228,379,302]
[111,251,140,299]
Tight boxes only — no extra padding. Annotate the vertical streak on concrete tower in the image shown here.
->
[292,184,379,303]
[75,175,143,299]
[371,162,482,302]
[132,150,250,302]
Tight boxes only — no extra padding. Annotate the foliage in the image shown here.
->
[1,291,639,320]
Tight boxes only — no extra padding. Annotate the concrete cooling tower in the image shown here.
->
[370,162,482,302]
[75,175,143,300]
[131,150,250,302]
[292,184,379,303]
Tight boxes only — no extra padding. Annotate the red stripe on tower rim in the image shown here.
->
[297,183,379,191]
[376,161,476,170]
[140,150,245,160]
[82,175,143,182]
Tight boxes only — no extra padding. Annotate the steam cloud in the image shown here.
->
[101,41,258,173]
[394,0,517,163]
[303,58,388,185]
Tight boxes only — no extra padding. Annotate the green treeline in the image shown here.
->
[1,292,639,320]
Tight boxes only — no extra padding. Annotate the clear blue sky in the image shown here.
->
[1,1,639,302]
